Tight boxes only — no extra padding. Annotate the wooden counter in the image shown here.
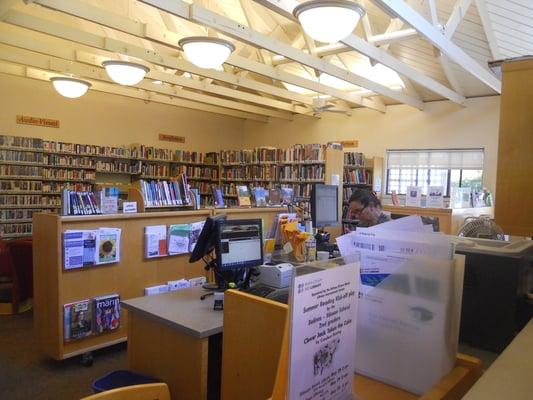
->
[383,205,493,235]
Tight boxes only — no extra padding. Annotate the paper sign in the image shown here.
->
[288,262,359,400]
[101,196,118,214]
[405,186,422,207]
[122,201,137,213]
[331,174,340,186]
[427,186,444,208]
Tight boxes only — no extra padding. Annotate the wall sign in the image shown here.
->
[339,140,358,148]
[159,133,185,144]
[122,201,138,214]
[16,115,60,128]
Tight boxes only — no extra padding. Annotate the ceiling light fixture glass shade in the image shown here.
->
[102,60,149,85]
[178,37,235,69]
[293,0,365,43]
[50,77,91,98]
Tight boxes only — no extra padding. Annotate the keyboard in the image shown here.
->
[243,284,276,298]
[242,284,289,304]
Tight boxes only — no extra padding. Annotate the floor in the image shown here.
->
[0,310,127,400]
[0,309,500,400]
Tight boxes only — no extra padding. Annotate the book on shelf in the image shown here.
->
[0,135,42,149]
[213,188,225,208]
[62,190,101,216]
[138,176,189,207]
[64,299,93,341]
[252,187,267,207]
[344,152,365,166]
[94,294,121,334]
[268,188,282,206]
[344,169,371,185]
[144,225,168,258]
[281,187,294,205]
[237,185,251,207]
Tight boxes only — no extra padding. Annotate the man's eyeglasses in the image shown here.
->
[350,205,367,216]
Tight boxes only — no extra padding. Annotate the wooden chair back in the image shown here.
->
[80,383,171,400]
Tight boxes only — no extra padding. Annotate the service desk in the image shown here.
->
[121,287,223,400]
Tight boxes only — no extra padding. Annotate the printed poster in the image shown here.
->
[288,262,359,400]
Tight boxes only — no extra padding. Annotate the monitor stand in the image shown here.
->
[201,259,252,296]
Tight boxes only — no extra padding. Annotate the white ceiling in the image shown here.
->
[0,0,531,120]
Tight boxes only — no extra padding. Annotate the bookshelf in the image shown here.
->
[341,153,383,231]
[0,135,43,238]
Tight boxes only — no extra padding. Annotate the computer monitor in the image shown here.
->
[189,214,227,263]
[215,219,263,271]
[310,184,339,228]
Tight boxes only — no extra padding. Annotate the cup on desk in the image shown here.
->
[317,251,329,261]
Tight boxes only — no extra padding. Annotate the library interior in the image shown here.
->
[0,1,532,400]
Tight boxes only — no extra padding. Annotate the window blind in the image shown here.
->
[387,149,484,169]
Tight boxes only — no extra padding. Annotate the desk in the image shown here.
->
[462,318,533,400]
[121,287,223,400]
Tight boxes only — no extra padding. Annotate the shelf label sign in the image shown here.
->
[16,115,60,128]
[339,140,358,148]
[159,133,185,143]
[288,262,359,400]
[123,201,137,214]
[101,196,118,214]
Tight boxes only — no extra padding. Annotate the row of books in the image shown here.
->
[173,150,219,164]
[0,150,43,163]
[281,183,314,198]
[0,135,42,149]
[220,149,254,164]
[222,167,253,180]
[344,169,372,184]
[63,228,121,269]
[43,182,93,193]
[251,147,277,163]
[43,141,98,155]
[132,145,172,161]
[0,165,42,177]
[1,209,36,220]
[277,144,325,163]
[144,222,204,258]
[250,165,278,180]
[140,163,169,178]
[96,160,141,174]
[139,176,190,207]
[43,154,95,168]
[62,190,101,216]
[63,294,120,341]
[0,223,32,235]
[0,194,41,206]
[344,152,366,166]
[42,196,62,206]
[0,180,42,191]
[278,165,324,181]
[42,168,96,181]
[189,181,213,195]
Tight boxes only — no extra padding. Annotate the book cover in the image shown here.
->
[237,185,251,207]
[427,186,444,208]
[213,188,225,207]
[64,299,93,341]
[168,224,190,255]
[281,187,294,204]
[94,294,120,334]
[97,227,121,264]
[189,221,205,252]
[268,188,281,206]
[253,187,267,207]
[144,225,168,258]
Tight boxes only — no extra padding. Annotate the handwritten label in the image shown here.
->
[159,133,185,144]
[339,140,358,148]
[16,115,60,128]
[122,201,137,213]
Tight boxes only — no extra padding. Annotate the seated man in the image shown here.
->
[347,189,391,229]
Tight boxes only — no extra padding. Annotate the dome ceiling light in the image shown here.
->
[293,0,365,44]
[178,37,235,69]
[50,77,91,98]
[102,60,149,86]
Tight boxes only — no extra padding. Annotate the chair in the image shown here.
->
[80,383,171,400]
[0,238,33,313]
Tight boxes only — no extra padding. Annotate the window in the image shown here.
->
[386,149,484,196]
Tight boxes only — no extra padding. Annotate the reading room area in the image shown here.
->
[0,1,531,400]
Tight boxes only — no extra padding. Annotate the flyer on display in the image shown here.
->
[288,262,359,400]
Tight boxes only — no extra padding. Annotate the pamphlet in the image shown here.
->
[96,227,121,264]
[253,187,267,207]
[189,221,205,252]
[63,230,97,269]
[405,186,422,207]
[168,224,190,255]
[144,225,168,258]
[237,185,251,207]
[288,262,359,400]
[427,185,444,208]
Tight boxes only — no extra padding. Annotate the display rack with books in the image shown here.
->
[128,175,192,212]
[341,154,383,231]
[0,135,44,238]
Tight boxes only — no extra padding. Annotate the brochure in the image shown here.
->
[405,186,422,207]
[144,225,168,258]
[168,224,190,255]
[96,227,121,264]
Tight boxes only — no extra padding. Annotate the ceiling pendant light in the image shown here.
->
[50,77,91,98]
[293,0,365,44]
[178,37,235,69]
[102,60,149,86]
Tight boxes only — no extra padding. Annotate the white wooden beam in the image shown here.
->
[253,0,465,105]
[3,9,313,106]
[372,0,501,93]
[444,0,472,38]
[474,0,501,60]
[140,0,420,109]
[0,42,293,120]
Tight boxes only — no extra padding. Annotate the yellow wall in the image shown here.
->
[242,96,500,194]
[0,74,244,152]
